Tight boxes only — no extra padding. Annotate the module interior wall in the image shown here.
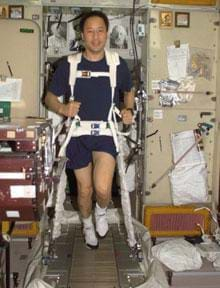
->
[0,19,41,118]
[144,8,219,205]
[212,11,220,207]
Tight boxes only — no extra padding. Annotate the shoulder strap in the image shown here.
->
[104,50,120,125]
[67,52,82,98]
[105,49,120,89]
[67,50,120,91]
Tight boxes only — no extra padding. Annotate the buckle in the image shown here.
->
[91,130,100,136]
[81,71,91,78]
[91,123,100,129]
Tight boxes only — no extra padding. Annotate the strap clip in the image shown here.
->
[81,71,91,78]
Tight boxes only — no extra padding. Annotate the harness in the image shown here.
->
[55,50,137,248]
[59,49,120,157]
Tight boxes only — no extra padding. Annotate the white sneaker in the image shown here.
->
[95,208,109,238]
[83,225,99,249]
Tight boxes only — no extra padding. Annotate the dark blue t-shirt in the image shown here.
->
[48,53,132,121]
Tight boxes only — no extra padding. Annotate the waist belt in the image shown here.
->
[71,121,112,137]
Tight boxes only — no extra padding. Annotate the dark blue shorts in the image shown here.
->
[66,135,117,170]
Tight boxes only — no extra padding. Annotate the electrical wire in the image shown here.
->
[67,13,83,23]
[130,0,141,87]
[56,13,63,29]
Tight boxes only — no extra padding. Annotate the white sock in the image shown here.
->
[82,215,93,227]
[96,202,107,215]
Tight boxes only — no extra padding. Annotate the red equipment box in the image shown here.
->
[0,118,53,221]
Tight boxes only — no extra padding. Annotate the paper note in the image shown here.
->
[167,44,189,81]
[0,78,22,101]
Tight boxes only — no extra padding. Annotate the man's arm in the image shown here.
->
[121,89,135,125]
[45,91,81,118]
[124,89,135,110]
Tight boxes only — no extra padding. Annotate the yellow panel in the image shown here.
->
[151,0,216,5]
[144,205,211,237]
[2,221,39,237]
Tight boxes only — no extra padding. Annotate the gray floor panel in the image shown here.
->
[5,221,220,287]
[71,223,220,288]
[69,226,119,287]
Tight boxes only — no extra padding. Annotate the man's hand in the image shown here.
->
[121,108,133,125]
[60,101,81,117]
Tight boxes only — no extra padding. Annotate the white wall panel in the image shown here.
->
[0,19,41,117]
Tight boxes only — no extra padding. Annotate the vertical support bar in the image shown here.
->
[5,242,10,288]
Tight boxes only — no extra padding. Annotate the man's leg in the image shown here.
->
[92,151,116,237]
[74,163,98,249]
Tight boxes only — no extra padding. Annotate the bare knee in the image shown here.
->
[78,184,93,201]
[96,185,111,203]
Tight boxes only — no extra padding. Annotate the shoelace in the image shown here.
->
[97,213,106,217]
[84,226,94,231]
[96,213,107,220]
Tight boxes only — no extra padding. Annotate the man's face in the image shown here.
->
[82,16,108,54]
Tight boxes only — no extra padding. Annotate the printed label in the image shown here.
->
[153,109,163,119]
[10,185,36,198]
[6,211,20,218]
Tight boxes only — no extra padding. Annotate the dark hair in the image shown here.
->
[79,10,109,32]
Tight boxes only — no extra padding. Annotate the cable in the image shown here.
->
[56,13,63,29]
[67,13,83,23]
[130,0,141,87]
